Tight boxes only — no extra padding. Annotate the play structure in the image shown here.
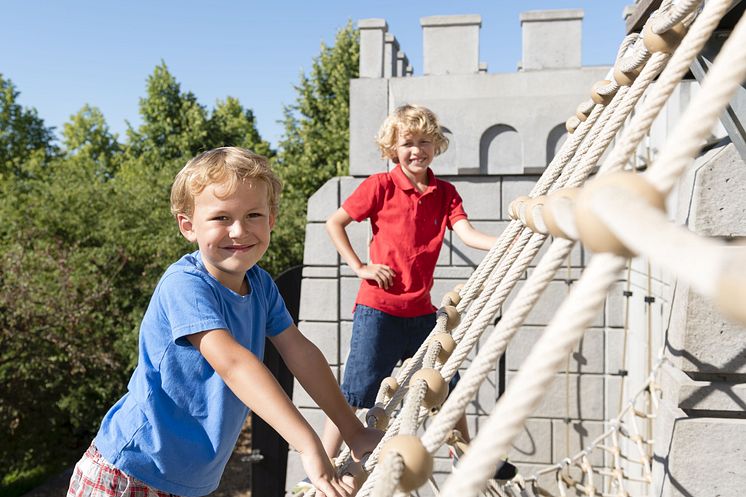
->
[284,1,746,496]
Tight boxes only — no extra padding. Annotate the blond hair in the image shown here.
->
[170,147,282,218]
[375,104,449,161]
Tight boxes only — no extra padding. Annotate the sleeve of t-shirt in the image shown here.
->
[254,267,294,337]
[447,186,468,229]
[158,271,229,342]
[341,175,382,222]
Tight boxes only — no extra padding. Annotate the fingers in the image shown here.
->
[371,264,395,289]
[315,477,352,497]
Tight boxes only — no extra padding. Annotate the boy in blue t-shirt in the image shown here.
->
[67,147,379,497]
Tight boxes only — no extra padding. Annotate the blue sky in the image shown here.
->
[1,1,631,149]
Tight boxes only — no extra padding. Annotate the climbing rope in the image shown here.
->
[300,2,744,496]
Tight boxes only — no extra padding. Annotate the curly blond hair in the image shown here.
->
[170,147,282,218]
[375,104,449,161]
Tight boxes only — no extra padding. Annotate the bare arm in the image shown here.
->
[452,218,497,251]
[271,324,382,460]
[326,207,395,289]
[188,330,351,497]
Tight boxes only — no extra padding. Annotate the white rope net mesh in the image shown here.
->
[299,1,745,496]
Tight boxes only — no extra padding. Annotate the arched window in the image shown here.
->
[546,123,568,166]
[480,124,522,174]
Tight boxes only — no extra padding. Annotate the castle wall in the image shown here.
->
[288,8,746,497]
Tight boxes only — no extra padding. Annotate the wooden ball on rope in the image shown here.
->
[613,64,642,87]
[453,283,465,294]
[431,332,457,363]
[566,115,581,134]
[509,195,530,220]
[590,80,617,105]
[575,102,592,122]
[543,188,579,239]
[574,172,665,257]
[411,368,449,410]
[438,305,461,331]
[643,22,687,54]
[365,406,390,430]
[444,290,461,306]
[381,376,399,394]
[379,435,433,492]
[523,195,547,233]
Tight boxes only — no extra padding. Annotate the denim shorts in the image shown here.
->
[341,304,458,408]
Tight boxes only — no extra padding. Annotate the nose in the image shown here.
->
[229,219,248,238]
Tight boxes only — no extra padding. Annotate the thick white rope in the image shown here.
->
[601,0,736,175]
[652,0,701,34]
[646,7,746,194]
[438,7,744,496]
[438,253,627,497]
[322,2,740,492]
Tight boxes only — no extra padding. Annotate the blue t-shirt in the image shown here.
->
[94,251,293,496]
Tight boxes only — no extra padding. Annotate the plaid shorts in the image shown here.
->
[67,444,179,497]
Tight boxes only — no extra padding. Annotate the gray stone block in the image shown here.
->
[449,177,502,220]
[299,278,338,321]
[686,142,746,237]
[302,266,337,278]
[508,372,605,420]
[421,15,481,76]
[339,176,365,201]
[521,10,583,71]
[668,284,746,374]
[551,419,605,466]
[299,321,340,365]
[306,177,339,222]
[452,221,509,266]
[508,418,553,464]
[604,280,627,329]
[358,19,387,78]
[439,231,451,266]
[605,328,627,376]
[605,375,624,419]
[340,321,353,370]
[339,277,359,321]
[663,417,746,497]
[660,363,746,413]
[350,79,389,176]
[303,223,338,266]
[507,326,604,374]
[346,220,371,264]
[432,266,476,279]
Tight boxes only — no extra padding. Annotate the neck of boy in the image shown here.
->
[400,166,429,193]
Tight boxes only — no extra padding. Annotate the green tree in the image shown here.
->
[0,74,57,180]
[209,96,273,158]
[266,21,359,275]
[62,104,121,177]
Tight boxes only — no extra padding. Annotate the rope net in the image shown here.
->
[297,1,746,495]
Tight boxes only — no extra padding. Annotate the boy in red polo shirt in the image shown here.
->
[320,104,497,460]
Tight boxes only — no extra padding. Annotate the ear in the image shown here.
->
[177,213,198,243]
[268,212,276,231]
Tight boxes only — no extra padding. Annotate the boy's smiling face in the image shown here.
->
[177,179,275,294]
[395,130,435,182]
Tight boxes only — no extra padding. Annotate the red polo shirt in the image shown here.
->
[342,166,467,317]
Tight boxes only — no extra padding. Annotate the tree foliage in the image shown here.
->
[266,22,359,274]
